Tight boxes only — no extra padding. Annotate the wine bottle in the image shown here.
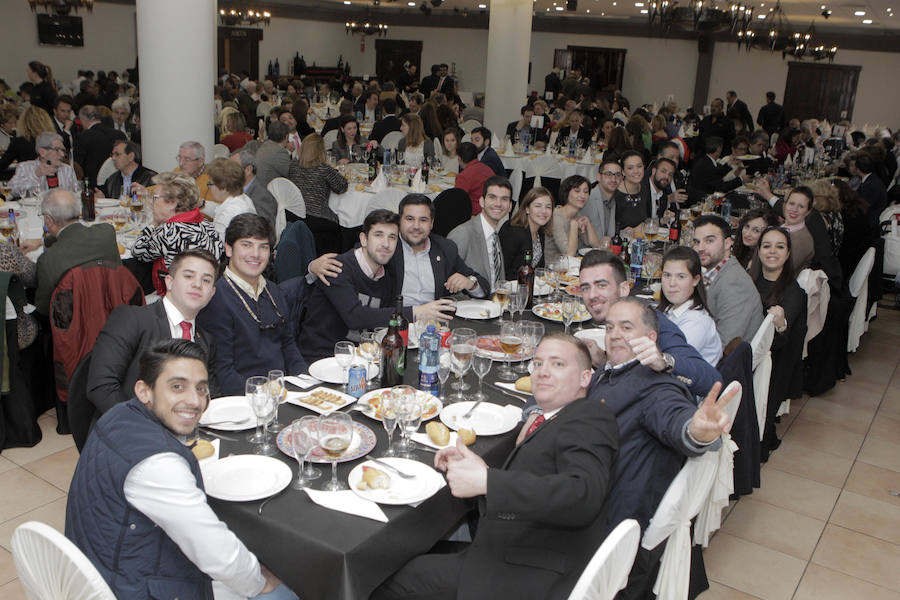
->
[669,207,682,243]
[610,226,623,256]
[395,297,409,348]
[81,178,95,221]
[517,250,535,308]
[381,317,405,387]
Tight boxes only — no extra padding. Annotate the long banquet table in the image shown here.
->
[208,309,563,600]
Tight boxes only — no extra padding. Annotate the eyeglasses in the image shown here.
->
[600,171,623,178]
[151,194,174,202]
[46,146,66,153]
[176,155,201,163]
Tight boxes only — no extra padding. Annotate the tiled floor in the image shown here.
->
[0,309,898,599]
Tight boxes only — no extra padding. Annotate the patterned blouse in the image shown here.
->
[819,210,844,256]
[292,163,348,222]
[0,242,38,349]
[131,220,223,269]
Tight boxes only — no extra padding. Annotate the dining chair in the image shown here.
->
[323,129,339,148]
[749,313,775,441]
[266,177,305,242]
[847,246,876,351]
[95,158,116,187]
[381,131,403,151]
[566,519,640,600]
[11,521,116,600]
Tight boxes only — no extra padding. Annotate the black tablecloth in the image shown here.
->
[208,311,551,600]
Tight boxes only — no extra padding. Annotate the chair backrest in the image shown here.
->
[212,143,230,159]
[256,101,273,118]
[566,519,640,600]
[509,168,525,205]
[848,246,876,297]
[323,128,339,148]
[96,158,116,187]
[796,268,830,357]
[749,313,775,371]
[274,220,317,284]
[381,130,403,151]
[720,380,743,423]
[12,521,116,600]
[433,187,472,237]
[461,119,481,133]
[67,353,94,453]
[266,177,305,241]
[433,137,443,159]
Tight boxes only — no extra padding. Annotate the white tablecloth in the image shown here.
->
[498,152,600,184]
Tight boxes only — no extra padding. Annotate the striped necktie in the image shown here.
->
[491,231,503,291]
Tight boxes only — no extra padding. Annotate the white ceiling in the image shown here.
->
[262,0,899,31]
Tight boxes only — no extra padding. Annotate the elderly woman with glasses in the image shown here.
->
[131,172,223,295]
[9,131,79,197]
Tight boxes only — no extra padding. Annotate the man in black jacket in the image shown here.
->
[756,91,786,135]
[698,98,736,156]
[74,105,127,187]
[687,136,744,205]
[369,97,402,144]
[100,140,157,200]
[725,90,753,133]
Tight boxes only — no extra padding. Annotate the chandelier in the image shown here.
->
[734,2,837,61]
[345,21,388,36]
[218,8,272,26]
[28,0,93,13]
[648,0,735,34]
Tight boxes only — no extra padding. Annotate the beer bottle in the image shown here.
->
[517,250,535,308]
[381,317,405,387]
[81,179,95,221]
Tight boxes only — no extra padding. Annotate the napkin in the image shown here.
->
[784,153,793,167]
[410,169,426,193]
[285,375,321,389]
[411,430,460,450]
[371,167,388,193]
[304,488,389,522]
[503,138,516,157]
[581,147,593,164]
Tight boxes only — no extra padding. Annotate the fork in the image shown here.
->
[461,400,483,419]
[367,457,416,479]
[202,417,252,427]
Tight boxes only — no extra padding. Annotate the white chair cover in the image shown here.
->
[566,519,640,600]
[213,143,230,159]
[750,314,775,441]
[457,91,474,109]
[848,247,876,352]
[381,131,403,151]
[256,101,273,118]
[461,132,472,143]
[323,129,339,148]
[96,158,116,187]
[531,155,563,188]
[266,177,304,242]
[884,212,900,276]
[11,521,116,600]
[461,119,481,133]
[641,450,720,600]
[433,138,443,159]
[510,168,524,206]
[547,130,560,153]
[694,382,743,548]
[796,268,830,359]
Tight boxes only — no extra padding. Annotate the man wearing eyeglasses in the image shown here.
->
[175,141,213,205]
[9,132,79,198]
[98,140,158,201]
[197,214,308,396]
[579,159,620,241]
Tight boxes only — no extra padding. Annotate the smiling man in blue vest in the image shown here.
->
[65,339,298,600]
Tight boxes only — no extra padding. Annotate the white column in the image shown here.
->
[136,0,216,173]
[483,0,533,140]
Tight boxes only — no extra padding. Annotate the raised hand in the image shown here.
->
[689,381,740,443]
[443,437,488,498]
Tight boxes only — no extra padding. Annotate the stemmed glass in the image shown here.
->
[472,340,493,401]
[334,341,355,392]
[290,417,321,489]
[493,282,511,323]
[380,389,399,457]
[394,385,421,458]
[129,190,144,225]
[535,268,549,300]
[437,348,452,402]
[245,376,269,443]
[497,322,523,381]
[512,283,529,321]
[318,412,354,491]
[448,328,476,398]
[553,257,569,301]
[249,380,278,456]
[516,321,545,374]
[267,369,286,433]
[561,296,580,335]
[359,332,381,387]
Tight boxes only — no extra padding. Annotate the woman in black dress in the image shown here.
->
[26,61,57,115]
[498,187,556,280]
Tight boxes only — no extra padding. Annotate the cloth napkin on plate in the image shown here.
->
[304,488,389,522]
[503,138,516,157]
[371,168,388,193]
[410,430,459,450]
[197,439,221,468]
[581,147,593,164]
[410,169,426,193]
[285,375,321,389]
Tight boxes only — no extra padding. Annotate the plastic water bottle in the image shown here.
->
[418,324,441,396]
[629,238,645,283]
[721,199,731,220]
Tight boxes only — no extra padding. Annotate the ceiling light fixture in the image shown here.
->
[854,10,865,15]
[862,18,872,22]
[219,8,272,26]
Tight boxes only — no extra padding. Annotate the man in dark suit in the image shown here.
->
[435,64,455,96]
[687,136,744,205]
[230,149,277,229]
[373,333,618,600]
[354,89,381,124]
[555,109,593,150]
[34,189,122,316]
[418,64,440,99]
[74,105,127,188]
[471,127,506,176]
[369,97,402,144]
[52,95,77,156]
[101,140,158,200]
[320,99,354,137]
[698,98,736,157]
[756,91,786,136]
[85,249,218,428]
[852,152,889,227]
[725,90,753,134]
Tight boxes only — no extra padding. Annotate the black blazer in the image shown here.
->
[457,396,618,600]
[102,165,159,199]
[74,124,127,187]
[857,174,888,227]
[86,300,217,418]
[687,155,741,205]
[0,137,38,174]
[369,115,402,143]
[555,126,592,149]
[387,234,489,300]
[320,116,343,138]
[498,222,545,280]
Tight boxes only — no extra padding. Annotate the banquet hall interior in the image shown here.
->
[1,0,899,598]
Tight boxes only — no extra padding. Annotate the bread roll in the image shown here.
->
[515,376,532,393]
[191,439,215,460]
[426,421,450,446]
[458,428,476,446]
[358,466,391,490]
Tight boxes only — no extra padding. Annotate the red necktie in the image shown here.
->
[525,414,545,438]
[179,321,192,340]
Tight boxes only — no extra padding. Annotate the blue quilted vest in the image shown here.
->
[65,398,214,600]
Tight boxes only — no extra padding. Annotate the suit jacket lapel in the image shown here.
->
[428,237,446,298]
[474,220,490,287]
[152,300,172,339]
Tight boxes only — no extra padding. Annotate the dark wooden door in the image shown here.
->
[217,27,263,79]
[783,62,860,122]
[566,46,626,98]
[375,39,422,84]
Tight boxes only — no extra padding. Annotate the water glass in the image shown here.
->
[250,381,278,456]
[448,328,476,398]
[516,321,545,374]
[472,340,493,401]
[437,348,452,402]
[245,376,269,444]
[395,386,422,458]
[318,412,353,491]
[290,416,321,489]
[267,369,286,433]
[380,389,399,457]
[334,341,355,392]
[359,332,381,387]
[535,268,550,298]
[561,296,580,335]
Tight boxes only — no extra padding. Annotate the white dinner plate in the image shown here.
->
[532,302,592,323]
[95,198,120,208]
[18,197,40,207]
[574,327,606,351]
[308,357,379,384]
[455,300,501,320]
[349,458,445,505]
[199,396,256,431]
[284,387,358,415]
[201,455,292,502]
[440,402,522,436]
[357,388,442,422]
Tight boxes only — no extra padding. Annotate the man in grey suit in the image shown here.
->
[447,175,513,294]
[582,159,619,239]
[692,214,763,347]
[230,149,278,228]
[254,121,302,188]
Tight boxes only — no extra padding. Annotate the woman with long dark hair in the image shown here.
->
[750,227,807,459]
[733,207,779,268]
[26,61,56,115]
[659,246,722,365]
[551,175,601,257]
[499,187,558,279]
[331,115,366,164]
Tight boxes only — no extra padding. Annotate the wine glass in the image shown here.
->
[516,321,545,374]
[318,412,354,491]
[561,296,580,335]
[267,369,286,433]
[395,386,422,458]
[535,268,549,299]
[334,341,355,392]
[513,282,529,320]
[245,376,269,443]
[497,321,523,381]
[250,382,278,456]
[379,389,399,457]
[359,332,381,387]
[553,257,569,301]
[472,340,493,401]
[493,282,511,323]
[290,416,321,489]
[448,328,476,398]
[437,348,452,402]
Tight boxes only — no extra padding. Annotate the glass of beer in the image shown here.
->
[497,321,523,381]
[318,412,353,491]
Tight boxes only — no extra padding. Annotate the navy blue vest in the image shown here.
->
[65,399,214,599]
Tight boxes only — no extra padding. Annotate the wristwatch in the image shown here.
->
[467,274,478,288]
[661,352,675,373]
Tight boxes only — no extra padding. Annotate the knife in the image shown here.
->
[484,381,530,402]
[199,428,239,442]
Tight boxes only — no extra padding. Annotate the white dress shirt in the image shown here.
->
[665,300,723,366]
[123,452,266,597]
[480,213,501,288]
[162,296,195,340]
[213,194,257,239]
